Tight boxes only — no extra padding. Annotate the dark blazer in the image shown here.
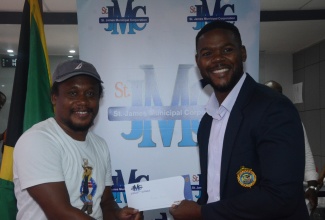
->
[197,74,309,220]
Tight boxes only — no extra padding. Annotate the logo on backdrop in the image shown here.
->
[191,174,202,200]
[108,65,206,148]
[111,169,149,204]
[99,0,149,34]
[187,0,237,30]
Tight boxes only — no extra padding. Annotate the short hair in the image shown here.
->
[195,21,242,50]
[264,80,283,94]
[51,81,103,98]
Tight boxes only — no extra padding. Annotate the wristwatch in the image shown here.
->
[307,186,318,191]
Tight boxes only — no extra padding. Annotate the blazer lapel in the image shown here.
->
[219,74,257,197]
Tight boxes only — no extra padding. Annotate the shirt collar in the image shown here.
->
[206,73,246,119]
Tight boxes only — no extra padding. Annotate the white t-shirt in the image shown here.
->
[13,118,114,220]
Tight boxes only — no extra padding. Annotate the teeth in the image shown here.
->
[213,68,228,73]
[76,111,87,115]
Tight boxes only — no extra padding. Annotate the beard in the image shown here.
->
[63,111,96,132]
[207,67,244,93]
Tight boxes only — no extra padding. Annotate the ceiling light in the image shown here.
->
[68,55,73,58]
[69,50,76,54]
[7,49,14,53]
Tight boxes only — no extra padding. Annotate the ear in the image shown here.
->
[51,93,57,106]
[241,45,247,62]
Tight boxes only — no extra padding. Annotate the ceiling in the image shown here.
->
[1,0,325,56]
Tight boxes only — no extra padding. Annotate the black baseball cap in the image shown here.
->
[52,59,103,83]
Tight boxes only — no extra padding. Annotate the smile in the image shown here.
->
[75,111,89,116]
[212,68,229,74]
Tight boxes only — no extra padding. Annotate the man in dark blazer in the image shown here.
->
[169,21,309,219]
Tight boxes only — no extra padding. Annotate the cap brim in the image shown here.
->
[54,71,103,83]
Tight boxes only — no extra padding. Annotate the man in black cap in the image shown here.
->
[14,59,141,220]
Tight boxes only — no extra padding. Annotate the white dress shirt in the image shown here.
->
[206,73,246,203]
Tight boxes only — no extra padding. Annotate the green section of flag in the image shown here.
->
[24,13,53,130]
[0,0,54,219]
[0,179,17,220]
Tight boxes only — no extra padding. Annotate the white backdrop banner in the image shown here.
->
[76,0,260,219]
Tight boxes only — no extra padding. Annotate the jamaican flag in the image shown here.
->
[0,0,54,219]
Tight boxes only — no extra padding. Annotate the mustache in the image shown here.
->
[71,108,93,113]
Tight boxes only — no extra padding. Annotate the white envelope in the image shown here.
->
[124,175,193,211]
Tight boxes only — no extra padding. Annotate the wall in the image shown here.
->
[259,51,294,100]
[293,40,325,172]
[260,44,325,174]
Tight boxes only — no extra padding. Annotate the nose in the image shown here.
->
[211,50,225,63]
[76,94,89,105]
